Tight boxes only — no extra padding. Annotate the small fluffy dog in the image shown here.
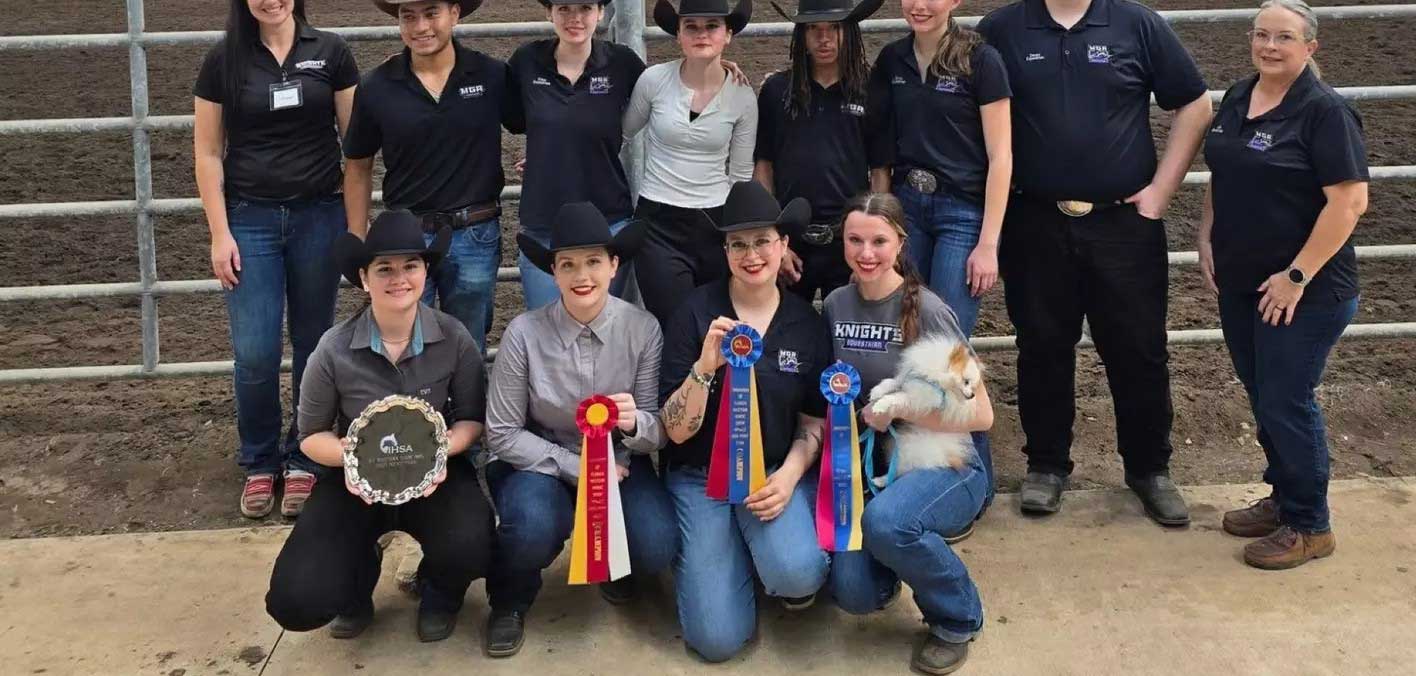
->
[866,334,982,484]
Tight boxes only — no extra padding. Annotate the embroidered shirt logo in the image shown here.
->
[532,76,552,87]
[379,433,415,455]
[418,387,432,396]
[294,59,326,71]
[777,350,800,374]
[1087,45,1111,64]
[1247,131,1274,152]
[935,76,962,93]
[1025,52,1045,62]
[589,76,611,94]
[843,102,866,116]
[1209,124,1225,134]
[891,75,907,85]
[459,84,485,98]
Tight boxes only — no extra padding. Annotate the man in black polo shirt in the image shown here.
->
[754,0,883,302]
[344,0,514,351]
[977,0,1213,525]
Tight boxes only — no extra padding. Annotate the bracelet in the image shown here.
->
[688,368,714,389]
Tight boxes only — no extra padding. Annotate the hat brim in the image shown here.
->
[653,0,752,35]
[770,0,881,23]
[716,198,810,240]
[517,219,648,277]
[373,0,482,21]
[335,227,451,288]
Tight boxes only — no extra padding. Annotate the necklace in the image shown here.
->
[382,336,411,344]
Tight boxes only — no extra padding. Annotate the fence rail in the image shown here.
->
[2,1,1415,385]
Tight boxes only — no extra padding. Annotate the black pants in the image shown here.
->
[635,198,727,326]
[999,196,1173,478]
[265,460,494,631]
[786,238,851,303]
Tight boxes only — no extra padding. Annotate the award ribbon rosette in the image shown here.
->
[707,324,768,503]
[816,361,865,552]
[343,394,449,506]
[568,395,631,584]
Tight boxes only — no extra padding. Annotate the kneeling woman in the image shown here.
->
[482,203,678,658]
[265,210,494,643]
[658,181,831,662]
[823,193,994,675]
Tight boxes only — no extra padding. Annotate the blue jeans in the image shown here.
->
[421,218,501,351]
[485,455,679,612]
[518,218,634,310]
[825,460,988,642]
[666,466,829,662]
[1218,293,1357,533]
[896,183,996,508]
[224,195,344,476]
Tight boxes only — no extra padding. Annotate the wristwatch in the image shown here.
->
[1286,265,1310,287]
[688,368,715,389]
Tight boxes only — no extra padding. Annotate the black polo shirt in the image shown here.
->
[977,0,1207,202]
[866,38,1011,199]
[193,22,359,201]
[659,279,831,470]
[1203,67,1367,303]
[754,72,870,223]
[343,42,513,214]
[505,39,646,239]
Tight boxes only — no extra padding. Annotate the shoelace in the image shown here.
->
[243,476,274,500]
[285,474,316,495]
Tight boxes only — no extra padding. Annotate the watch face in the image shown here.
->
[1288,268,1305,284]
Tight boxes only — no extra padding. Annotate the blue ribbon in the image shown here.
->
[819,362,862,548]
[721,325,763,503]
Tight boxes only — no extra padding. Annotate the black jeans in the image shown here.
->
[635,198,726,326]
[265,460,494,631]
[999,196,1173,478]
[786,238,851,304]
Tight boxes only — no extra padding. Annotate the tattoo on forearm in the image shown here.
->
[686,413,703,434]
[662,392,687,429]
[793,427,809,442]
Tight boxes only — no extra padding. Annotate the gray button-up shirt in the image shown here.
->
[298,304,487,453]
[486,297,665,483]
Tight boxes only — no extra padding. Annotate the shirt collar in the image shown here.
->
[350,304,443,358]
[295,20,318,42]
[1224,65,1319,123]
[533,38,612,75]
[551,298,617,349]
[1025,0,1110,30]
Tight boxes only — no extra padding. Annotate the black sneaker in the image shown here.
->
[911,634,970,675]
[417,605,458,642]
[329,602,374,640]
[485,609,525,658]
[1020,472,1066,515]
[599,575,638,605]
[1125,472,1191,527]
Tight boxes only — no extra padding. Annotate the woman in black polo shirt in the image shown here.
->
[265,211,494,644]
[193,0,359,519]
[657,181,830,662]
[506,1,647,310]
[1199,0,1368,571]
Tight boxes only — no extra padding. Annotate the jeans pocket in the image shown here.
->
[466,218,501,245]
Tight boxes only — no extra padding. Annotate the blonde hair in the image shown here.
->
[1258,0,1321,78]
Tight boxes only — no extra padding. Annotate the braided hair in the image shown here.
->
[840,192,924,346]
[784,21,870,119]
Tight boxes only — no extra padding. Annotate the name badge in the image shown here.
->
[269,80,303,111]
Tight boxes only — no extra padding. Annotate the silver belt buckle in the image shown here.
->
[802,224,835,246]
[1056,200,1094,217]
[906,169,938,195]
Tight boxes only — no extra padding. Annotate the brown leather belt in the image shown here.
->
[419,201,500,232]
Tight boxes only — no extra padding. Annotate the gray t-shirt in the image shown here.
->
[822,282,967,404]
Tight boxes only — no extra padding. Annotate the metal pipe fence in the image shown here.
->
[1,1,1415,385]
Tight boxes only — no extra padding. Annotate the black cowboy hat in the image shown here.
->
[653,0,753,36]
[716,180,810,238]
[333,210,451,288]
[516,202,647,275]
[769,0,882,24]
[372,0,482,20]
[538,0,611,6]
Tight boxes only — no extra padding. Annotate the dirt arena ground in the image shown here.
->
[1,1,1412,537]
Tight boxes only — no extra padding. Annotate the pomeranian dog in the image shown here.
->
[866,334,982,484]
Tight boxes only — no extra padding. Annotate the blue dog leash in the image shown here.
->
[861,426,900,496]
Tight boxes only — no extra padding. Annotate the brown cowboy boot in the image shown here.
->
[1243,526,1336,570]
[1223,497,1280,537]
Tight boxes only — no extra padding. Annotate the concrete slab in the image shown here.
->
[2,478,1413,676]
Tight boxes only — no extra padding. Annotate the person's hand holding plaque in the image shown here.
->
[343,395,450,505]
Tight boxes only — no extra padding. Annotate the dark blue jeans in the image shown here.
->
[421,218,501,352]
[1218,293,1357,533]
[224,195,344,476]
[895,183,996,508]
[485,454,679,613]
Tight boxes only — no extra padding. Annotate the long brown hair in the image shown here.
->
[840,192,925,346]
[925,17,982,79]
[784,22,870,119]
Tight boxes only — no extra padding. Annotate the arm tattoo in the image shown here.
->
[662,392,687,430]
[686,413,703,434]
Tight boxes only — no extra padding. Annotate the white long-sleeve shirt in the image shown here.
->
[623,60,757,208]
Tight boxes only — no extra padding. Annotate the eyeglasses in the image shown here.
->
[1248,29,1306,47]
[724,236,781,257]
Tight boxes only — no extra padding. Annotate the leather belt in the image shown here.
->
[1014,190,1125,218]
[419,201,500,232]
[801,222,841,246]
[904,168,939,195]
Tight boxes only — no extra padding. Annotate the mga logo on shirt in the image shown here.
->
[294,59,326,71]
[777,350,800,374]
[589,76,612,94]
[459,84,485,98]
[1247,131,1274,152]
[1087,45,1112,64]
[935,76,962,94]
[842,102,866,117]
